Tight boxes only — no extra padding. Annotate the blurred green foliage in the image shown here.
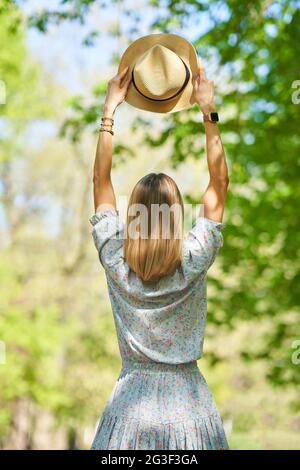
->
[147,0,300,393]
[1,0,300,449]
[0,0,51,164]
[26,0,300,390]
[0,1,121,448]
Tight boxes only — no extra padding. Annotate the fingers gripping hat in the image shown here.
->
[118,33,198,114]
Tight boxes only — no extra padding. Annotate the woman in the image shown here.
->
[89,58,229,450]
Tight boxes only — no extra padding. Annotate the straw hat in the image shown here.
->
[118,33,198,114]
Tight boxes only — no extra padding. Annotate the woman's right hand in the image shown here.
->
[192,57,215,114]
[104,66,131,115]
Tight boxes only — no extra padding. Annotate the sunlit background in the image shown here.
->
[0,0,299,449]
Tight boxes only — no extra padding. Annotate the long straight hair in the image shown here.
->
[124,173,184,282]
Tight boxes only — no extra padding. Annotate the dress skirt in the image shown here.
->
[91,360,229,450]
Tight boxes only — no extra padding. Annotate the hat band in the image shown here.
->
[131,57,190,102]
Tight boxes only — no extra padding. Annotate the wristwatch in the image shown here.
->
[203,111,219,123]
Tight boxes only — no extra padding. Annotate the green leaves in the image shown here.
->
[144,0,300,392]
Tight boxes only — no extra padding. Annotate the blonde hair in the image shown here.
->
[124,173,184,282]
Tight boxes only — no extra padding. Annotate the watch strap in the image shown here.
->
[203,111,219,123]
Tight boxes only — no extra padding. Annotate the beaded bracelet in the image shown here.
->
[100,128,114,135]
[101,116,114,124]
[100,114,114,133]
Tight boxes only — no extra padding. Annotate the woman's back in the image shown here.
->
[89,208,228,450]
[89,208,225,365]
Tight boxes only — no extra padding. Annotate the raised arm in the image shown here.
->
[192,58,229,223]
[92,66,131,214]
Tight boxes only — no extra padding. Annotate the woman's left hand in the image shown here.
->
[192,57,215,115]
[104,66,131,113]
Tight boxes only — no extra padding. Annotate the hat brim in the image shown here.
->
[118,33,198,114]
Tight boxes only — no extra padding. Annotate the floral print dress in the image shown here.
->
[89,208,229,450]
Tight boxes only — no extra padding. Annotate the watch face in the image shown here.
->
[210,112,219,122]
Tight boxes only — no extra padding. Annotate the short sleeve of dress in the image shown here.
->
[183,216,225,276]
[89,208,124,269]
